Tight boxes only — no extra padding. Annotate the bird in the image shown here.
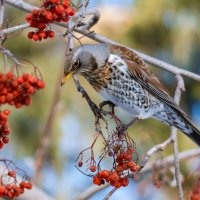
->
[61,43,200,146]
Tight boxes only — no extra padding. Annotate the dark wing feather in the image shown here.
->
[109,44,195,127]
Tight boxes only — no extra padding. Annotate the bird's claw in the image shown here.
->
[99,101,116,114]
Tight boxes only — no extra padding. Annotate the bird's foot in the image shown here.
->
[99,101,116,114]
[116,118,139,134]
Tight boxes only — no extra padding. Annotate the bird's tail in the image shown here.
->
[175,115,200,146]
[153,107,200,146]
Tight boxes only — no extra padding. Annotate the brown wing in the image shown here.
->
[109,44,195,124]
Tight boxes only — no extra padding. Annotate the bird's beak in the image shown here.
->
[61,71,73,86]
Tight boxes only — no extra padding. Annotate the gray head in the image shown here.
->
[62,44,110,84]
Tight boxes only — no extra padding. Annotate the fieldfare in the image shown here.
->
[62,43,200,146]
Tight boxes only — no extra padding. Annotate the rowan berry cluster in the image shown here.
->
[26,0,75,41]
[92,147,140,188]
[0,160,32,199]
[0,70,45,148]
[0,71,45,108]
[0,109,11,149]
[77,132,140,189]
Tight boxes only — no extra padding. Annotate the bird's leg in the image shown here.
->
[116,117,139,133]
[99,101,116,114]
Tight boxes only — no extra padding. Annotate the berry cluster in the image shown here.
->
[0,109,11,149]
[26,0,75,41]
[77,132,140,189]
[92,148,140,188]
[0,72,45,108]
[0,160,32,199]
[0,180,32,199]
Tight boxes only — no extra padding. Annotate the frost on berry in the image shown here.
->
[26,0,76,41]
[76,131,140,189]
[0,159,32,199]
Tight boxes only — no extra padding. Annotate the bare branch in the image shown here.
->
[0,0,4,27]
[76,9,100,31]
[103,187,117,200]
[74,184,109,200]
[2,23,29,35]
[0,47,20,64]
[140,137,173,168]
[170,75,185,200]
[4,0,37,12]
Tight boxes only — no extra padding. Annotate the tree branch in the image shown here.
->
[170,75,185,200]
[0,0,4,27]
[74,148,200,200]
[3,0,200,82]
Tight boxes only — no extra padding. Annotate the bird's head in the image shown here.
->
[61,44,109,85]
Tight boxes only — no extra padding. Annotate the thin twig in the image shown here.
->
[103,187,117,200]
[140,137,173,168]
[0,47,20,64]
[1,23,29,35]
[170,75,185,200]
[0,0,4,28]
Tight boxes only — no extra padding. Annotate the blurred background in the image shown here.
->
[1,0,200,199]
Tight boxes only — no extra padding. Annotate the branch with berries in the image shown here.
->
[2,0,200,200]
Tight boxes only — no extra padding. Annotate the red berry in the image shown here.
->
[93,177,102,185]
[12,80,18,88]
[101,170,110,178]
[6,93,13,102]
[0,141,4,149]
[0,185,5,194]
[127,161,136,169]
[47,30,55,38]
[26,182,32,190]
[24,96,32,106]
[32,33,40,41]
[7,190,15,198]
[4,109,11,115]
[125,154,132,161]
[6,71,14,79]
[78,161,83,167]
[28,32,34,39]
[2,136,9,144]
[6,184,12,190]
[114,181,122,188]
[37,80,45,89]
[26,13,32,22]
[23,73,29,81]
[38,31,46,39]
[89,165,96,172]
[109,172,119,182]
[8,170,16,177]
[20,181,27,189]
[120,178,129,187]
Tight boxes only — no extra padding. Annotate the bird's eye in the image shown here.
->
[73,59,80,68]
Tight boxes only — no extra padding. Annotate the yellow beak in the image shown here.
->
[61,72,73,86]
